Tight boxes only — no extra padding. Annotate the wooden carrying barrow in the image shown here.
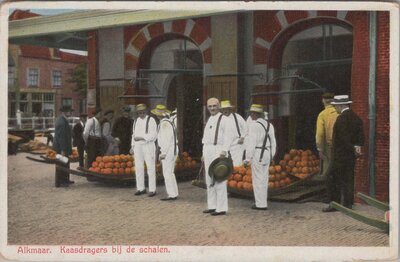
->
[330,192,390,234]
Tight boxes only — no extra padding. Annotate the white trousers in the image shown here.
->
[161,154,179,198]
[252,160,270,208]
[203,144,228,212]
[134,142,156,192]
[230,144,244,166]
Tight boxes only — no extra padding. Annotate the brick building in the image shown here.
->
[8,9,391,202]
[8,10,88,118]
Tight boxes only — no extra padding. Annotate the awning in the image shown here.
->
[9,9,236,50]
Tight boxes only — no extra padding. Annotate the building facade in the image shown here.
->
[8,11,88,118]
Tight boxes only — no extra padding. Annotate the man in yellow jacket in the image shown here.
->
[315,93,338,177]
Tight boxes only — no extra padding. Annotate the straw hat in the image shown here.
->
[151,104,171,117]
[331,95,352,105]
[136,104,147,112]
[248,104,264,113]
[208,156,233,182]
[220,100,234,109]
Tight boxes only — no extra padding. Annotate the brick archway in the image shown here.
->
[124,19,212,82]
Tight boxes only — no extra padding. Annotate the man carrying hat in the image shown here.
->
[315,93,339,178]
[152,104,179,201]
[53,105,74,187]
[73,113,87,168]
[322,95,364,212]
[243,104,276,210]
[131,104,158,197]
[220,100,248,166]
[202,97,235,216]
[112,107,133,154]
[83,108,103,170]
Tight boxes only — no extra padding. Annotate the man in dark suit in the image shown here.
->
[53,105,74,187]
[323,95,364,212]
[112,107,133,154]
[73,113,87,167]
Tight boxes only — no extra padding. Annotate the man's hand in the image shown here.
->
[159,154,166,160]
[129,147,134,155]
[134,136,144,142]
[243,160,250,167]
[220,151,227,158]
[238,137,245,145]
[115,137,120,144]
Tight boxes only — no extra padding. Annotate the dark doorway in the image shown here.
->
[167,74,203,157]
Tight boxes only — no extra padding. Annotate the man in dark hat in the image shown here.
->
[315,93,338,178]
[112,107,133,154]
[53,105,74,187]
[83,108,103,170]
[322,95,364,212]
[73,113,87,167]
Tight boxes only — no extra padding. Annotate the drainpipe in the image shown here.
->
[368,12,377,197]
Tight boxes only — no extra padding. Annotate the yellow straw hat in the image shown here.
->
[248,104,264,113]
[220,100,234,109]
[151,104,171,116]
[136,104,147,112]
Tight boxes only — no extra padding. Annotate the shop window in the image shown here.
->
[52,70,62,88]
[32,93,42,101]
[44,93,54,102]
[62,98,73,107]
[27,68,39,87]
[20,93,28,101]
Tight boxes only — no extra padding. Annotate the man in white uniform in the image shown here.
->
[244,104,276,210]
[152,104,179,201]
[131,104,158,197]
[202,98,235,216]
[220,100,248,166]
[83,108,102,168]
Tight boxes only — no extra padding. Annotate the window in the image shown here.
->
[62,98,73,107]
[32,93,42,101]
[52,70,62,87]
[20,93,28,101]
[28,68,39,87]
[44,93,54,102]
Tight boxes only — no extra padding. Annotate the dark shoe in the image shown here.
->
[211,211,226,216]
[134,190,146,196]
[68,180,75,184]
[148,192,156,197]
[160,197,177,201]
[322,206,338,212]
[58,183,70,188]
[251,204,268,210]
[203,209,216,214]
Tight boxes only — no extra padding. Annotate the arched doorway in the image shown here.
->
[279,23,353,153]
[139,35,204,157]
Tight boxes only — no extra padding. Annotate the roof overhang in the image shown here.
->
[9,9,237,50]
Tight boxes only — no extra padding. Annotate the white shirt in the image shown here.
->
[229,113,248,145]
[245,118,276,164]
[131,115,157,147]
[83,117,101,142]
[158,118,178,156]
[202,112,235,152]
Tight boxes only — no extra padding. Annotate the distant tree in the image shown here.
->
[68,63,87,98]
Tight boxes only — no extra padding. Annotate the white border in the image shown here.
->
[1,1,399,261]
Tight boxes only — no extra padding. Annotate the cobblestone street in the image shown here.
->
[7,153,389,247]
